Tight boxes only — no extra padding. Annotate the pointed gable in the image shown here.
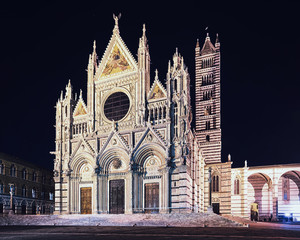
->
[95,24,138,81]
[73,98,87,117]
[101,45,131,77]
[148,79,167,101]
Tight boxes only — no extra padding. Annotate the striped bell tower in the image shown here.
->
[195,33,221,164]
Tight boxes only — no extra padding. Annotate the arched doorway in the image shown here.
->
[250,203,259,221]
[21,201,26,215]
[278,171,300,221]
[248,173,272,221]
[32,201,36,215]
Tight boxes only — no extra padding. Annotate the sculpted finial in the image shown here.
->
[113,13,121,27]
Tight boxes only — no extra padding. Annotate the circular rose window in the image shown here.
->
[104,92,130,121]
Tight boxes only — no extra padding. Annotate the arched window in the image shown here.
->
[212,175,219,192]
[174,79,177,92]
[32,187,36,198]
[22,169,27,180]
[32,172,37,182]
[234,178,240,195]
[22,185,27,197]
[174,103,178,137]
[10,164,16,177]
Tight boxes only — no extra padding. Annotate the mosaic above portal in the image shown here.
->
[101,45,131,77]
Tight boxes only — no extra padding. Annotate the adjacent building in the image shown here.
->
[0,153,54,214]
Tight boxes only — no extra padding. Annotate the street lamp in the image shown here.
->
[8,183,14,215]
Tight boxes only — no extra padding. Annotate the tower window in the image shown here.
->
[205,121,210,130]
[206,135,210,142]
[212,175,219,192]
[174,79,177,92]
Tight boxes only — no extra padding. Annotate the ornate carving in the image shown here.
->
[112,159,122,169]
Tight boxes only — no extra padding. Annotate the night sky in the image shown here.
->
[1,2,300,170]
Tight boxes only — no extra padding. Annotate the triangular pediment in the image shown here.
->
[73,98,88,117]
[71,137,96,159]
[96,32,138,81]
[133,124,168,154]
[98,130,130,158]
[148,80,167,101]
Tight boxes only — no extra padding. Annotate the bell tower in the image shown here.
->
[195,33,221,164]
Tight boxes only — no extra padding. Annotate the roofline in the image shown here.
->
[0,152,52,173]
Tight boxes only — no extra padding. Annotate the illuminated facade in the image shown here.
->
[52,17,300,221]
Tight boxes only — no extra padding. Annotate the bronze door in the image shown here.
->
[145,183,159,213]
[109,179,125,214]
[80,187,92,214]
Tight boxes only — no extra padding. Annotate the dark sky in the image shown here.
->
[1,1,300,170]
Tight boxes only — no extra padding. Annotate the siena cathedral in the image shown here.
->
[52,17,300,221]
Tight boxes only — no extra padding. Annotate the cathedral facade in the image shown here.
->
[52,17,300,221]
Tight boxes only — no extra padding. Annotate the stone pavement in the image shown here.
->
[0,213,245,227]
[0,225,300,240]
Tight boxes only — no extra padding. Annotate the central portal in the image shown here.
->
[145,183,159,213]
[109,179,125,214]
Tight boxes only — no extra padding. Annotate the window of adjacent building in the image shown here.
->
[10,164,16,177]
[234,178,240,195]
[0,182,3,194]
[22,168,27,180]
[41,191,45,199]
[22,185,27,197]
[49,192,54,201]
[32,187,36,198]
[42,175,46,184]
[212,175,219,192]
[282,177,290,201]
[32,172,37,182]
[0,164,4,175]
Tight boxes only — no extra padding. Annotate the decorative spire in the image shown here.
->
[206,32,210,39]
[168,60,171,73]
[143,24,146,37]
[79,89,82,98]
[155,69,159,80]
[244,160,248,168]
[215,33,220,48]
[93,40,96,53]
[228,154,231,162]
[196,38,199,48]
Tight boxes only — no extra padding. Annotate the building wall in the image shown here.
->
[0,153,54,214]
